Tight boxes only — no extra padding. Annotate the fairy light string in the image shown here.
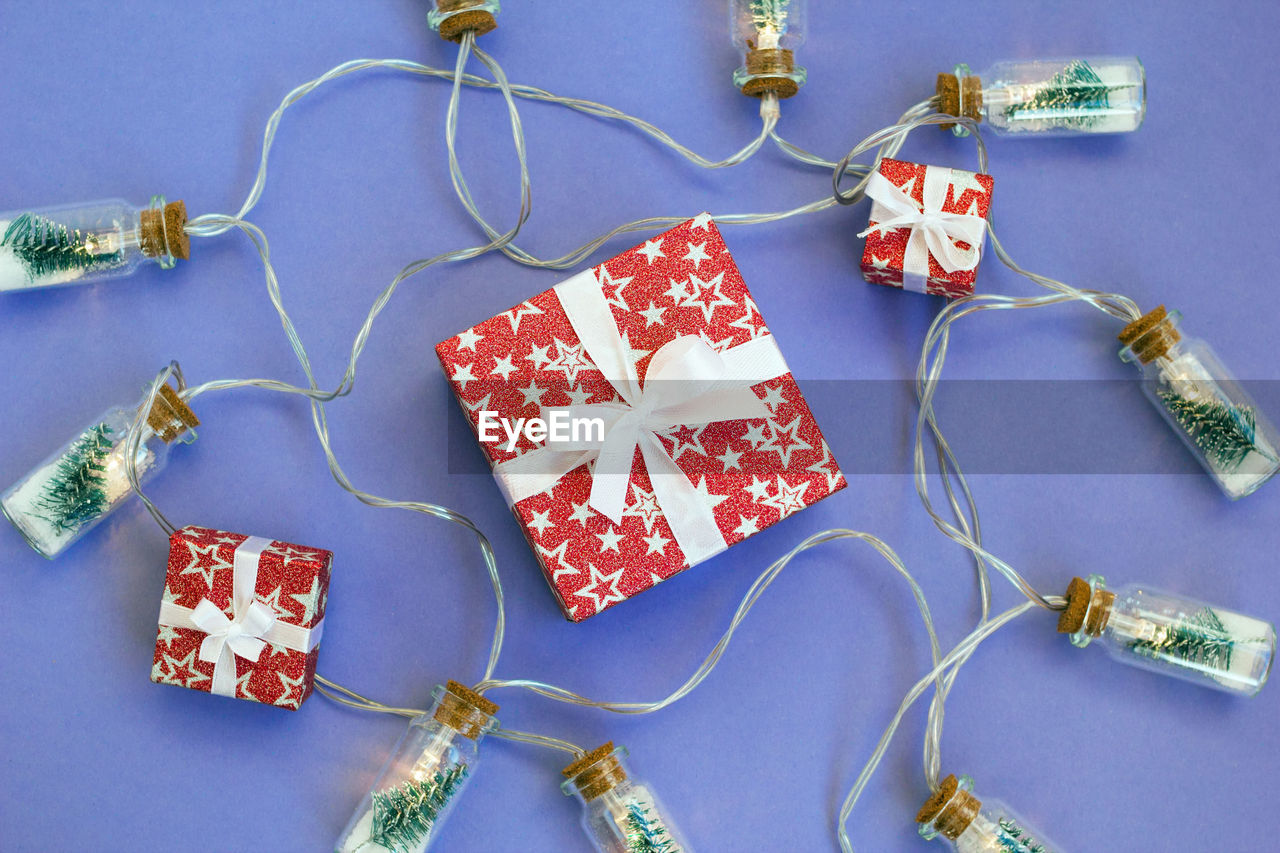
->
[94,27,1172,853]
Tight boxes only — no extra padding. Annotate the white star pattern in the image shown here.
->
[947,169,989,197]
[526,343,553,370]
[577,563,627,612]
[565,385,597,407]
[692,476,728,511]
[536,539,582,581]
[683,242,710,269]
[868,253,895,271]
[690,212,714,231]
[259,586,294,619]
[179,540,233,590]
[728,294,768,339]
[639,301,667,327]
[698,330,734,352]
[760,384,787,411]
[463,393,493,416]
[733,515,760,537]
[643,532,670,556]
[528,508,555,535]
[745,475,772,502]
[157,624,183,645]
[567,500,594,528]
[663,278,688,303]
[760,476,811,517]
[451,362,477,390]
[156,648,212,690]
[274,543,327,570]
[649,571,666,587]
[680,272,735,323]
[276,670,307,707]
[288,575,325,626]
[518,380,546,409]
[756,416,813,467]
[599,266,635,312]
[742,422,768,448]
[504,301,544,334]
[621,484,663,533]
[546,339,595,386]
[490,354,519,380]
[237,670,265,704]
[658,424,707,461]
[717,445,743,471]
[806,441,845,492]
[637,238,665,264]
[595,527,624,554]
[456,328,483,352]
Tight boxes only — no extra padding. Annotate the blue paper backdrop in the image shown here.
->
[1,2,1278,851]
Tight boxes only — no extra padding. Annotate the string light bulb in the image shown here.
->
[1119,305,1280,499]
[427,0,499,43]
[935,56,1145,137]
[1059,575,1275,696]
[0,195,189,293]
[917,774,1060,852]
[729,0,807,99]
[1,368,198,559]
[336,682,498,853]
[562,742,693,853]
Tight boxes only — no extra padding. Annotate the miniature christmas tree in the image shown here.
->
[1158,391,1270,473]
[1,212,122,282]
[1128,607,1236,672]
[624,801,678,853]
[1002,60,1120,129]
[364,765,469,853]
[34,422,115,533]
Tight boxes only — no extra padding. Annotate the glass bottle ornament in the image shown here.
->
[1119,305,1280,499]
[936,56,1145,137]
[427,0,499,43]
[561,741,693,853]
[917,774,1060,853]
[0,196,189,293]
[1,373,199,559]
[336,681,498,853]
[729,0,807,98]
[1059,575,1275,697]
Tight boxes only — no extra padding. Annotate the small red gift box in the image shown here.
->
[436,215,846,622]
[151,526,332,710]
[859,157,994,298]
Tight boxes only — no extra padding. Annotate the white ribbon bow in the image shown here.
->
[158,535,324,698]
[493,269,790,565]
[858,166,987,293]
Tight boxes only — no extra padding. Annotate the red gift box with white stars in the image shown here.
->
[150,526,332,710]
[860,158,994,298]
[436,215,846,622]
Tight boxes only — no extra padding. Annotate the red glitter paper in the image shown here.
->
[436,216,846,622]
[150,526,332,710]
[859,158,995,298]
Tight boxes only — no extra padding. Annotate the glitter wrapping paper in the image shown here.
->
[860,158,995,298]
[150,526,332,710]
[436,216,846,621]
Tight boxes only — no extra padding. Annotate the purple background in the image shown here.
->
[2,2,1278,851]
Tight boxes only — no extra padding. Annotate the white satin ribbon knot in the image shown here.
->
[858,166,987,293]
[492,269,791,565]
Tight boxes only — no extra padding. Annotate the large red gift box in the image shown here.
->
[860,157,994,298]
[151,526,332,710]
[436,215,846,622]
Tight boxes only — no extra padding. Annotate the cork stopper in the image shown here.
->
[1057,576,1115,637]
[741,48,800,99]
[936,73,983,131]
[139,200,190,262]
[436,1,497,42]
[562,742,629,801]
[917,775,982,840]
[146,383,200,444]
[433,680,499,740]
[1119,305,1181,364]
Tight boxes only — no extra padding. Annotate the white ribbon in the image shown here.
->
[157,536,324,698]
[492,269,790,565]
[858,166,987,294]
